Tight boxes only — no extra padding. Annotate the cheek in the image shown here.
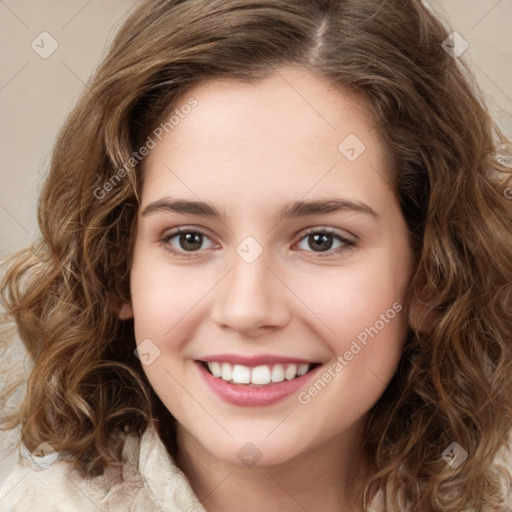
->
[289,256,409,425]
[290,257,409,351]
[129,254,212,341]
[128,256,209,411]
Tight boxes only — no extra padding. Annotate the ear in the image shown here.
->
[118,301,134,320]
[407,293,434,333]
[109,293,134,320]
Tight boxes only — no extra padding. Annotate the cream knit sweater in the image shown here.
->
[0,423,510,511]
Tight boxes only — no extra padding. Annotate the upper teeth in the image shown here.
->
[207,362,310,385]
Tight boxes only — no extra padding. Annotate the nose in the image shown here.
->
[210,249,291,337]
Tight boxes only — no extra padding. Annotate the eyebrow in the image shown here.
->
[141,197,379,221]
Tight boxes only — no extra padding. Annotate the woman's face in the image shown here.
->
[123,66,413,467]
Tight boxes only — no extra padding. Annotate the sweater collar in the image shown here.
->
[135,423,391,512]
[136,422,207,511]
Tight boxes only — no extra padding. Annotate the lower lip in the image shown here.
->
[196,361,321,407]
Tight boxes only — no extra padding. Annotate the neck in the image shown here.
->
[175,419,371,512]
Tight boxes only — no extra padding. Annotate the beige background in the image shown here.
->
[0,0,511,488]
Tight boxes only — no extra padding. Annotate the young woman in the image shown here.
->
[1,0,511,510]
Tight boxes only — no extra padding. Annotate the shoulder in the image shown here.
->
[493,433,512,506]
[366,439,512,512]
[0,425,205,512]
[0,434,152,512]
[0,459,109,512]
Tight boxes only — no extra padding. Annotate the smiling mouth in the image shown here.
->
[199,361,321,387]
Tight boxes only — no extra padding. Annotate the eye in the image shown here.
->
[294,228,355,257]
[159,226,356,259]
[159,227,216,257]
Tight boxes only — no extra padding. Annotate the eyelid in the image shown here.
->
[159,225,356,259]
[296,226,355,243]
[292,226,356,258]
[159,226,218,258]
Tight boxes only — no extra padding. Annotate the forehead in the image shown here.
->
[141,66,394,217]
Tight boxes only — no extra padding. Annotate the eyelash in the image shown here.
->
[158,226,356,259]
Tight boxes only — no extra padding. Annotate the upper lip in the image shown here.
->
[198,353,320,367]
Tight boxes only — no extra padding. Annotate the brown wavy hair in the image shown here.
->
[1,0,512,510]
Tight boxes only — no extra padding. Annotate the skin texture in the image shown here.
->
[120,66,414,512]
